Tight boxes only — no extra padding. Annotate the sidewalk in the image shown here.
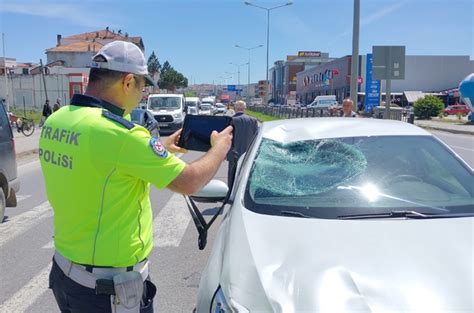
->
[415,119,474,135]
[14,129,40,161]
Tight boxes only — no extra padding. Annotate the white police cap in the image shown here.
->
[92,40,156,87]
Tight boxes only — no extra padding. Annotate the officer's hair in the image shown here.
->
[88,68,127,88]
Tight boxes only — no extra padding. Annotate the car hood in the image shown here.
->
[220,206,474,312]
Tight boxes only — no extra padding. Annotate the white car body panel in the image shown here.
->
[196,118,474,313]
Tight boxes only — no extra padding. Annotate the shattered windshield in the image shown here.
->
[245,136,474,219]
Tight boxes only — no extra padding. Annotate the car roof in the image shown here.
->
[261,118,431,143]
[148,94,183,98]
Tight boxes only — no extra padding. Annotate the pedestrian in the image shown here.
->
[341,98,359,117]
[53,98,61,112]
[40,40,232,313]
[226,100,258,186]
[225,102,235,116]
[41,99,52,126]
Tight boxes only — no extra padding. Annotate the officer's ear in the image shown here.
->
[122,73,135,94]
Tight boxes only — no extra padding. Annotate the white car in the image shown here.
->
[215,103,227,114]
[194,118,474,313]
[199,103,212,115]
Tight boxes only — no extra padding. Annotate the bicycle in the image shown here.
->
[9,113,35,137]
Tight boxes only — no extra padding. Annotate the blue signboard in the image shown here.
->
[227,85,236,91]
[365,53,381,113]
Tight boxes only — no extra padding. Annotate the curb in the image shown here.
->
[416,125,474,136]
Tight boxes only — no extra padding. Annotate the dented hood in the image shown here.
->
[220,206,474,312]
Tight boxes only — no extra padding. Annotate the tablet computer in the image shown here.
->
[177,115,232,152]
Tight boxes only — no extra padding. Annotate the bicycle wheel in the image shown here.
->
[21,120,35,137]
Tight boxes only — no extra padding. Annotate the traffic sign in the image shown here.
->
[227,85,236,91]
[372,46,406,80]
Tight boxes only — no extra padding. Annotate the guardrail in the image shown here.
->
[248,105,415,124]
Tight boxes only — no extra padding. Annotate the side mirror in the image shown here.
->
[145,119,159,132]
[190,180,228,203]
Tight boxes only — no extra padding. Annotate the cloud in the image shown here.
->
[361,0,409,26]
[0,1,114,28]
[328,0,410,46]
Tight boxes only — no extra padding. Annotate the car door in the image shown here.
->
[0,103,16,183]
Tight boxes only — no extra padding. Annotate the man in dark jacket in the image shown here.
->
[227,100,259,186]
[42,100,52,119]
[53,98,61,112]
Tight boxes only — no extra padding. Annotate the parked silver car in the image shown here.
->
[0,102,19,222]
[194,118,474,312]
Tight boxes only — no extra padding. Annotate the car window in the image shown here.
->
[244,136,474,219]
[130,110,142,123]
[0,103,12,140]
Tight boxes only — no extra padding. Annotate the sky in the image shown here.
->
[0,0,473,85]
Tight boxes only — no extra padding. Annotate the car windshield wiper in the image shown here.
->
[338,210,430,220]
[280,210,311,218]
[339,210,474,220]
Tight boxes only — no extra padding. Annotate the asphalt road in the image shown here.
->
[0,130,472,313]
[0,148,225,313]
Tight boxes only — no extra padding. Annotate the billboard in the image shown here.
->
[298,51,321,58]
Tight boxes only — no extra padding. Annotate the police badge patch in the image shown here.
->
[150,137,168,158]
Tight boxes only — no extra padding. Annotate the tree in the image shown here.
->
[185,90,197,97]
[161,61,171,74]
[147,51,161,81]
[413,95,444,120]
[158,60,188,92]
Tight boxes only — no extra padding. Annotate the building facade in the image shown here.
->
[297,55,474,105]
[270,52,335,104]
[46,29,145,68]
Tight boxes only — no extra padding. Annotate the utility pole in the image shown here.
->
[40,59,49,103]
[2,33,9,111]
[350,0,360,112]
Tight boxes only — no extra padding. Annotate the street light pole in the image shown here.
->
[350,0,360,112]
[229,62,248,99]
[235,44,263,102]
[244,1,292,105]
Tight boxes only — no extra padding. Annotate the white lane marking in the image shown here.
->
[16,194,32,203]
[153,193,191,247]
[0,201,52,247]
[449,145,474,152]
[0,264,50,313]
[42,240,54,249]
[430,130,474,139]
[17,160,40,174]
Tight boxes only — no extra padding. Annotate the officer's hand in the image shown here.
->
[210,126,233,158]
[164,129,188,154]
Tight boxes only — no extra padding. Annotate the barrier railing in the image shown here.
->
[248,105,415,124]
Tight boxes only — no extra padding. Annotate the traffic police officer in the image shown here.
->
[40,41,233,313]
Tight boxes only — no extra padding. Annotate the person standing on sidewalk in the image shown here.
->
[226,100,258,187]
[40,40,233,313]
[341,98,359,117]
[42,100,52,119]
[53,98,61,112]
[40,100,53,127]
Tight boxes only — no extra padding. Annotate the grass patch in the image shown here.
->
[430,117,471,125]
[10,109,42,124]
[246,110,282,122]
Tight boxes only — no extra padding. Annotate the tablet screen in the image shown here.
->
[177,115,232,152]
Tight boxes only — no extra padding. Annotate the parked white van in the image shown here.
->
[147,94,185,134]
[307,95,338,108]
